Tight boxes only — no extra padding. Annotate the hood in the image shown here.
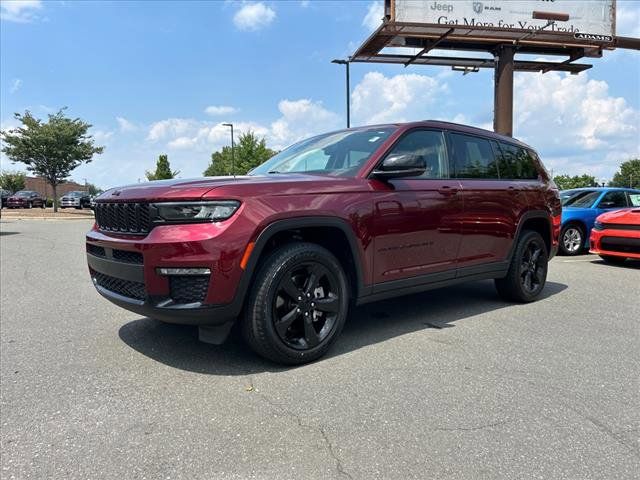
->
[596,208,640,225]
[96,174,361,202]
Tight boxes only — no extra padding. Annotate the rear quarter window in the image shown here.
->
[497,142,539,180]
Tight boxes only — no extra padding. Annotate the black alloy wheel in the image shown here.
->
[520,240,545,295]
[242,242,349,365]
[495,230,548,302]
[272,262,341,350]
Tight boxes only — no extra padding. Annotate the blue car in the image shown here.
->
[559,187,640,255]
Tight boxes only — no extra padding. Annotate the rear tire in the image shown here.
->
[560,224,584,256]
[495,230,548,303]
[242,242,349,365]
[599,255,627,265]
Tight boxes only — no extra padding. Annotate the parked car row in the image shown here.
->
[559,187,640,256]
[0,189,96,210]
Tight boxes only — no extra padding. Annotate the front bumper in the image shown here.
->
[86,219,250,326]
[589,228,640,259]
[61,199,81,207]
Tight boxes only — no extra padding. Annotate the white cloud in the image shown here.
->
[1,0,42,23]
[9,78,22,93]
[362,1,383,31]
[617,1,640,37]
[300,0,310,7]
[116,116,137,132]
[233,2,276,31]
[204,105,237,116]
[270,99,341,146]
[514,71,639,178]
[146,98,340,155]
[147,118,202,142]
[92,130,114,143]
[351,71,449,125]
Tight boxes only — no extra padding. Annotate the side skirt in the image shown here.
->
[356,261,509,306]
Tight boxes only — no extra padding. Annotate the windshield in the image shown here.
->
[68,191,85,197]
[250,128,396,177]
[564,190,600,208]
[15,191,33,197]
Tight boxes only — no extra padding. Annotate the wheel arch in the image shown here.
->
[236,217,367,310]
[511,211,554,259]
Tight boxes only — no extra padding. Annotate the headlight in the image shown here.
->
[593,221,604,231]
[151,201,240,224]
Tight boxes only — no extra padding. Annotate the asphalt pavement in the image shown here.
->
[1,219,639,479]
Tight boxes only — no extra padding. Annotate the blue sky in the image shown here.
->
[1,0,639,188]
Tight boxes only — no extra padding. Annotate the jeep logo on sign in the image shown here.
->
[473,2,483,14]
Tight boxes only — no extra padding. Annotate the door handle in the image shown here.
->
[438,186,458,196]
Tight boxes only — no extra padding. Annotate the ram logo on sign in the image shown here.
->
[392,0,616,37]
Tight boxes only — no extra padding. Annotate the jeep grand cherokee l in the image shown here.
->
[87,121,561,364]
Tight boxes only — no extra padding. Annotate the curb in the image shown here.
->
[1,216,94,221]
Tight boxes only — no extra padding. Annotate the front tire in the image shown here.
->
[495,230,548,303]
[560,224,584,256]
[242,242,350,365]
[599,255,627,265]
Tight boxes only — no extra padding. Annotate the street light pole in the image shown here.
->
[331,59,350,128]
[222,123,235,178]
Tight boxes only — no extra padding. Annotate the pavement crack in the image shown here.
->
[433,420,509,432]
[246,376,353,479]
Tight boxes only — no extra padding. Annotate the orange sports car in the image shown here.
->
[590,208,640,264]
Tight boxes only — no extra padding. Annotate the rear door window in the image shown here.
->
[448,133,499,179]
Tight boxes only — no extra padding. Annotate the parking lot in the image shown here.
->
[1,218,638,479]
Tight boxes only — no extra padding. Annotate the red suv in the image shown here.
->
[87,121,561,364]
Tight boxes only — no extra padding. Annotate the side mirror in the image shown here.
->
[372,153,426,180]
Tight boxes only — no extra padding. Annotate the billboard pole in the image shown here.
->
[493,45,514,137]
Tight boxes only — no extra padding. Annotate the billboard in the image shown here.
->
[391,0,616,38]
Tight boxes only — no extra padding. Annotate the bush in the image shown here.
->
[46,198,54,208]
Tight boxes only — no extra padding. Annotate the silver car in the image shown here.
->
[60,191,90,209]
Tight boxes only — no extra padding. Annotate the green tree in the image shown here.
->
[86,182,103,196]
[204,131,276,176]
[0,109,104,212]
[146,154,179,181]
[0,170,26,193]
[553,174,597,190]
[609,159,640,189]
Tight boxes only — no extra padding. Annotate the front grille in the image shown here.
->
[93,271,146,300]
[95,202,151,234]
[600,223,640,231]
[112,249,143,264]
[601,236,640,254]
[169,275,209,304]
[87,244,106,257]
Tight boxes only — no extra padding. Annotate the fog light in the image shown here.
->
[157,267,211,276]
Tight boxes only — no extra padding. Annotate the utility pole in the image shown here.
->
[331,59,350,128]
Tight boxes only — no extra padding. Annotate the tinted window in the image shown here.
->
[562,190,597,206]
[498,143,539,179]
[384,130,448,179]
[599,191,628,208]
[449,133,499,179]
[566,191,601,208]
